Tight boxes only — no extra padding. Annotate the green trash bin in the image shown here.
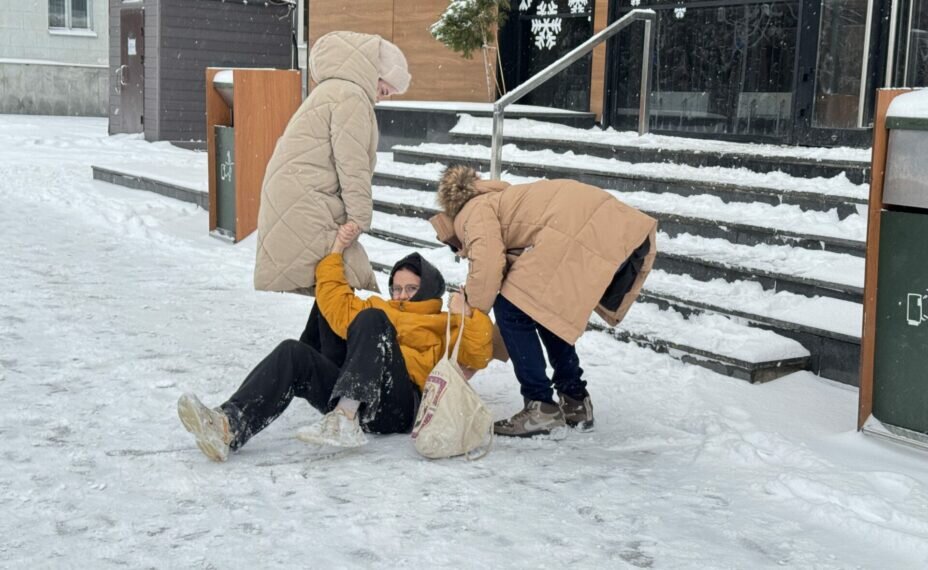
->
[873,210,928,435]
[869,92,928,445]
[214,125,235,238]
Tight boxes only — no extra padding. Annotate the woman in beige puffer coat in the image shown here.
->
[254,31,410,295]
[430,165,657,439]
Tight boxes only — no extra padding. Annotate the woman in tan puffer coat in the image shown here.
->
[430,165,657,439]
[254,31,411,295]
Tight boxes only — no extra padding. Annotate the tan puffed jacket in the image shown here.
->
[254,31,380,295]
[454,179,657,344]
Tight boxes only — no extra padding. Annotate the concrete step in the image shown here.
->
[92,165,208,210]
[449,115,871,184]
[378,152,866,257]
[359,233,811,384]
[375,102,596,151]
[389,143,868,219]
[639,271,861,386]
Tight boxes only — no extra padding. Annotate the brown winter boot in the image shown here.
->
[493,400,567,438]
[559,392,594,432]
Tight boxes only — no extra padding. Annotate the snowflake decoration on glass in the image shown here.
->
[674,5,687,18]
[519,0,533,10]
[568,0,589,13]
[537,1,557,15]
[531,18,563,49]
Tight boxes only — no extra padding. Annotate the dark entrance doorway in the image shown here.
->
[794,0,879,146]
[887,0,928,87]
[604,0,878,146]
[499,0,596,110]
[118,8,145,133]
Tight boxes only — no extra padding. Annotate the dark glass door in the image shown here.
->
[889,0,928,86]
[500,0,596,110]
[794,0,879,146]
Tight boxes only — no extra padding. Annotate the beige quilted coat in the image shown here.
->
[254,31,381,295]
[454,179,657,345]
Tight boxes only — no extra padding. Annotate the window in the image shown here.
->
[49,0,92,31]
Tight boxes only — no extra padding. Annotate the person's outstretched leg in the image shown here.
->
[178,339,339,461]
[297,308,420,446]
[492,295,566,438]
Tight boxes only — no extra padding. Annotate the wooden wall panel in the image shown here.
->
[392,0,493,102]
[589,0,609,121]
[858,88,912,429]
[308,0,493,102]
[234,69,302,241]
[308,0,394,47]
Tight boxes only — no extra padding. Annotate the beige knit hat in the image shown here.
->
[378,38,411,95]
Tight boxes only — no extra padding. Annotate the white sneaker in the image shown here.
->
[296,408,368,448]
[177,392,233,462]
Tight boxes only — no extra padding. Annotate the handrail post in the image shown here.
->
[491,103,504,180]
[638,17,654,136]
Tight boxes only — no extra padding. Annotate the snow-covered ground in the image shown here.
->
[2,115,928,568]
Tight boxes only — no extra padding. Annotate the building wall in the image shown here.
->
[1,0,109,65]
[155,0,292,144]
[108,0,293,143]
[308,0,495,102]
[0,0,110,115]
[0,61,108,116]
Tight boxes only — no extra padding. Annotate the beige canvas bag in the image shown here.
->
[411,299,493,460]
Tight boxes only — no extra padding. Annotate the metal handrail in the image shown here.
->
[490,8,657,179]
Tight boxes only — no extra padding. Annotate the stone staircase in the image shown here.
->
[364,112,871,386]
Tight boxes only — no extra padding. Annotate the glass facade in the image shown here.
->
[813,0,870,129]
[609,0,799,141]
[901,0,928,85]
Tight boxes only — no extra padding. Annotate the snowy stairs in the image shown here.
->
[365,116,869,385]
[386,146,866,257]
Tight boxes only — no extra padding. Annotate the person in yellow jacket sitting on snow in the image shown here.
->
[178,225,494,462]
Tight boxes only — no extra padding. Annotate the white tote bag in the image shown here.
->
[411,299,493,460]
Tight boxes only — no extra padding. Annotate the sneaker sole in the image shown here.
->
[494,425,568,440]
[295,433,367,447]
[177,395,229,462]
[295,428,368,448]
[566,419,595,432]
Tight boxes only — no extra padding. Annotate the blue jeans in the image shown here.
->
[493,294,587,404]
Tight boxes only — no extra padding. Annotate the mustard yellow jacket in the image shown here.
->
[315,254,494,388]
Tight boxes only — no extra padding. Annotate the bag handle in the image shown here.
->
[445,289,466,364]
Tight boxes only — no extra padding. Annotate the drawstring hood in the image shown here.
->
[388,253,446,302]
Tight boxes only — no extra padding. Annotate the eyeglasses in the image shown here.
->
[390,285,420,297]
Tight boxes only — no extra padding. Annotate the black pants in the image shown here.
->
[220,307,420,451]
[299,303,347,368]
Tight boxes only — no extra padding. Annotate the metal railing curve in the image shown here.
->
[490,8,656,179]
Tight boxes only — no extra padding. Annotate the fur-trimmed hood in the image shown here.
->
[437,165,509,219]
